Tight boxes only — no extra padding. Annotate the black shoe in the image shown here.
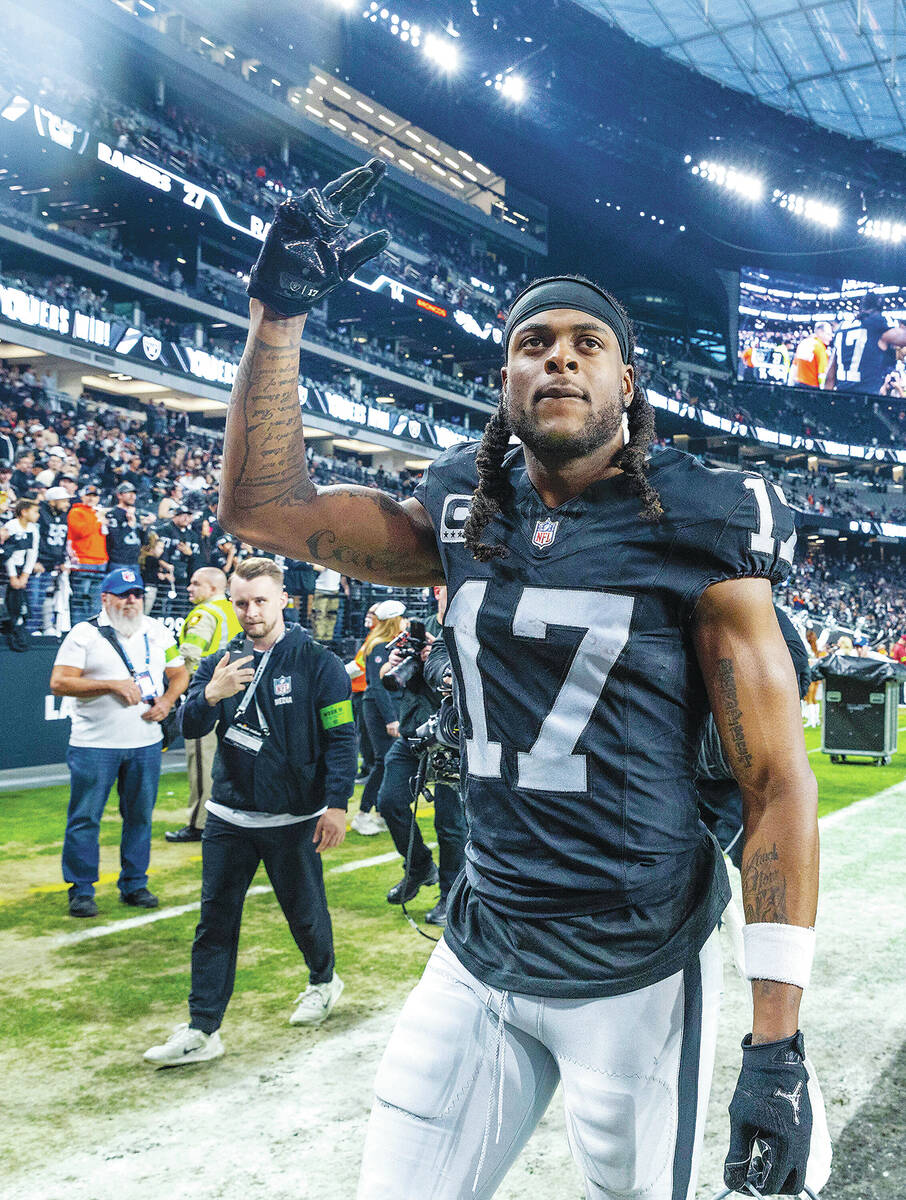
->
[387,862,439,905]
[165,825,202,843]
[425,897,447,926]
[68,892,99,919]
[121,887,159,908]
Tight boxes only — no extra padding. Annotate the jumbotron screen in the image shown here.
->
[738,266,906,397]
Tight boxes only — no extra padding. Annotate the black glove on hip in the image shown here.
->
[724,1031,813,1196]
[247,159,390,317]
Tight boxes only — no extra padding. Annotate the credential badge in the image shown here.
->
[532,518,559,549]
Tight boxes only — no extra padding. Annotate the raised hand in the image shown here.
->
[247,159,390,317]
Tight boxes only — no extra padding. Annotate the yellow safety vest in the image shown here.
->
[179,596,242,668]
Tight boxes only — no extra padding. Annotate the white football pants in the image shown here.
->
[358,930,723,1200]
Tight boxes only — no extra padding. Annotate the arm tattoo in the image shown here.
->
[716,657,753,770]
[741,843,789,923]
[231,337,311,512]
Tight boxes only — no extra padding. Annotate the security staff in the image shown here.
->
[165,567,242,843]
[144,557,356,1068]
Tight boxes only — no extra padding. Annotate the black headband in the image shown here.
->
[503,277,630,362]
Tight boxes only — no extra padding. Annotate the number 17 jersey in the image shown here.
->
[414,443,796,997]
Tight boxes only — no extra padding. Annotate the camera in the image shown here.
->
[381,619,428,692]
[409,695,461,782]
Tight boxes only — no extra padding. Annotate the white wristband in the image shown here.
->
[743,922,815,989]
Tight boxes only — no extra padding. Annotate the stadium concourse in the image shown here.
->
[3,0,906,1196]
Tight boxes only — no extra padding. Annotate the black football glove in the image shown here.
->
[724,1031,812,1196]
[247,158,390,317]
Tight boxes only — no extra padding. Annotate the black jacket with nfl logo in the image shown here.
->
[182,623,356,817]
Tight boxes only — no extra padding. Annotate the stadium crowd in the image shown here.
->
[0,368,426,650]
[5,360,906,657]
[0,20,531,328]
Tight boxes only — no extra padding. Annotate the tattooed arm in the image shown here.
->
[693,576,818,1043]
[218,302,444,586]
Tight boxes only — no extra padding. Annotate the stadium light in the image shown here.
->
[498,74,527,103]
[423,32,460,71]
[773,190,839,229]
[859,215,906,244]
[689,159,763,202]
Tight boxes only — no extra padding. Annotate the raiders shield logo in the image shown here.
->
[142,335,163,362]
[532,518,559,549]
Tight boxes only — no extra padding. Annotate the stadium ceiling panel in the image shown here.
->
[574,0,906,152]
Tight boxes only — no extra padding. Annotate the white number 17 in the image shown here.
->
[445,581,635,794]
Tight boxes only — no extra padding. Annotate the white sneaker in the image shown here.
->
[351,810,386,835]
[289,974,344,1025]
[143,1023,224,1067]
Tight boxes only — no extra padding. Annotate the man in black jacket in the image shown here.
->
[144,557,356,1068]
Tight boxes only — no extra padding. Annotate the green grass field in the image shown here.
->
[1,722,904,1171]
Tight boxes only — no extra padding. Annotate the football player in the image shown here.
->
[824,292,906,395]
[218,160,829,1199]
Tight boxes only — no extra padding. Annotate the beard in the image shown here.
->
[507,388,625,466]
[107,607,144,637]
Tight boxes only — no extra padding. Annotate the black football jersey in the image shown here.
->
[833,312,896,395]
[415,443,796,997]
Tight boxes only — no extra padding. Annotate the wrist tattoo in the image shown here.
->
[742,843,789,923]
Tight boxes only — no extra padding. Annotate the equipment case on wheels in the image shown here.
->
[815,653,906,765]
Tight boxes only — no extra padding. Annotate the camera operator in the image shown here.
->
[377,586,466,926]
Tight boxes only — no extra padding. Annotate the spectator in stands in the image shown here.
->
[138,532,174,614]
[156,506,202,593]
[10,450,36,497]
[143,557,355,1065]
[105,481,145,573]
[165,566,242,844]
[31,486,71,635]
[2,497,40,651]
[0,464,16,515]
[49,568,189,918]
[67,484,109,621]
[310,562,345,643]
[157,482,183,521]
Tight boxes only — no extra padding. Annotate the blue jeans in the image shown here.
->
[70,564,107,622]
[25,571,53,632]
[62,743,162,898]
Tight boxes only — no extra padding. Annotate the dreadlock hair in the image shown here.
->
[462,276,663,563]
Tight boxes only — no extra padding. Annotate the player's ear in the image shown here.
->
[622,364,634,405]
[500,365,508,391]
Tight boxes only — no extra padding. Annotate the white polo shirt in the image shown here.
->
[54,615,183,749]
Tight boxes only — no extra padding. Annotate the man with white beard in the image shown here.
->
[50,568,189,918]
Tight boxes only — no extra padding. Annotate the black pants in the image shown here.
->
[188,811,335,1033]
[352,691,374,771]
[376,737,467,898]
[360,698,394,813]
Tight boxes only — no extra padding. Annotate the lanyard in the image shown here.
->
[112,631,151,678]
[233,633,284,737]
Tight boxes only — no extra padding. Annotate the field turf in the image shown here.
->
[1,720,904,1170]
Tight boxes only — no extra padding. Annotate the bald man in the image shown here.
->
[166,568,243,842]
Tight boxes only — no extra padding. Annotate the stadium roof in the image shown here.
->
[573,0,906,154]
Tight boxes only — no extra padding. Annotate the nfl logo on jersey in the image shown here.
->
[273,675,292,705]
[532,518,559,549]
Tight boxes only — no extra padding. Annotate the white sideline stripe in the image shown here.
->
[51,843,438,947]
